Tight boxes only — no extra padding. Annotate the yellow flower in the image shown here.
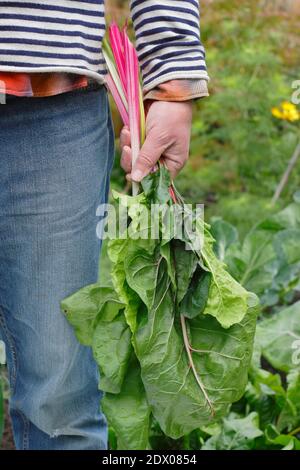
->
[272,107,284,119]
[282,101,297,112]
[271,101,300,122]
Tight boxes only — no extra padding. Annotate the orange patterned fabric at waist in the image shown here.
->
[0,72,209,103]
[0,72,88,98]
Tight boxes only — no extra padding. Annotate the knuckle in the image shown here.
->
[120,126,128,136]
[120,128,130,146]
[158,129,172,145]
[120,153,129,169]
[138,151,155,168]
[173,156,187,171]
[174,160,183,171]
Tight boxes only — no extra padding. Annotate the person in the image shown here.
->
[0,0,209,450]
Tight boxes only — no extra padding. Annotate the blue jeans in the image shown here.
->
[0,84,114,449]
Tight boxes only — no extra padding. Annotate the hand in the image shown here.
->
[120,100,193,182]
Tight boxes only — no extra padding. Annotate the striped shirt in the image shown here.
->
[0,0,208,93]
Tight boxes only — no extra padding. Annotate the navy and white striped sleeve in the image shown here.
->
[130,0,209,93]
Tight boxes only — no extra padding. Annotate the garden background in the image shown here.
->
[1,0,300,450]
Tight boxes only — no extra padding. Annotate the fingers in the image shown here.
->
[131,129,167,182]
[120,126,131,149]
[119,101,192,182]
[162,141,190,180]
[121,145,132,174]
[120,125,132,174]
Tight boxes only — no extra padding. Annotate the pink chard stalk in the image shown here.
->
[103,22,145,195]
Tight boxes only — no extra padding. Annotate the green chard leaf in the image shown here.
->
[210,218,239,262]
[202,412,263,450]
[179,266,212,319]
[173,239,199,304]
[61,284,129,394]
[202,231,251,328]
[258,198,300,232]
[277,370,300,433]
[141,166,171,205]
[61,285,123,345]
[225,230,276,296]
[256,301,300,372]
[245,368,286,429]
[124,238,161,309]
[160,242,176,291]
[108,237,141,333]
[92,311,132,394]
[264,424,300,450]
[102,353,151,450]
[134,255,258,438]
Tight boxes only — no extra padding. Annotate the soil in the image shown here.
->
[2,401,14,450]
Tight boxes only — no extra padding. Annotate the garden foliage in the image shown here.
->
[63,190,300,450]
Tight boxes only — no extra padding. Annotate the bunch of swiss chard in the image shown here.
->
[61,165,258,449]
[61,22,259,449]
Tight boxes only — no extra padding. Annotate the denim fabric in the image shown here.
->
[0,84,114,449]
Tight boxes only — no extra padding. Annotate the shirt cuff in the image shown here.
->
[143,79,209,102]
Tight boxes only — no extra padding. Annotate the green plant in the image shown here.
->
[62,167,259,449]
[212,193,300,308]
[172,0,300,224]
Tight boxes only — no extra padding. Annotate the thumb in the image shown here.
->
[131,130,167,182]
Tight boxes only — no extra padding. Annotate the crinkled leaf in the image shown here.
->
[61,285,123,345]
[277,370,300,432]
[102,354,151,450]
[245,368,286,429]
[270,229,300,302]
[160,242,176,290]
[108,238,141,333]
[179,266,212,319]
[274,229,300,265]
[256,301,300,372]
[202,233,250,328]
[112,189,146,208]
[124,239,161,309]
[210,218,239,262]
[225,230,276,296]
[258,199,300,232]
[173,239,198,303]
[202,412,263,450]
[134,261,258,438]
[92,312,132,393]
[141,166,171,205]
[264,424,300,450]
[226,208,300,303]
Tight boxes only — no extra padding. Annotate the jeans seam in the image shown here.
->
[0,305,18,395]
[16,409,30,450]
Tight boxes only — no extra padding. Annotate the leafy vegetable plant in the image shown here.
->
[62,166,258,449]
